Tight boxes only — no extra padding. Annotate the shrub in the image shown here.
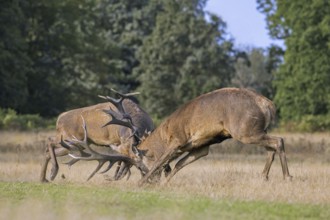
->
[298,115,330,132]
[279,114,330,132]
[0,108,55,130]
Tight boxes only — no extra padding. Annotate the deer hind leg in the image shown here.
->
[40,137,69,182]
[165,146,210,183]
[275,137,292,180]
[262,147,276,180]
[240,134,292,180]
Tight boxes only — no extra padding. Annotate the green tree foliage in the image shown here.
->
[135,0,234,118]
[257,0,330,124]
[0,0,30,111]
[0,0,117,116]
[0,0,151,116]
[231,47,274,98]
[1,0,235,122]
[22,0,126,115]
[92,0,155,92]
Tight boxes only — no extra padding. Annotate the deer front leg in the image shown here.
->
[50,145,69,181]
[40,147,51,182]
[40,141,69,182]
[40,138,57,182]
[40,136,70,182]
[165,146,210,183]
[138,147,178,186]
[163,151,186,177]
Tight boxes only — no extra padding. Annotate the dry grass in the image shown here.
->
[1,130,330,205]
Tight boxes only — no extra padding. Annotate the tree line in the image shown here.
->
[1,0,329,131]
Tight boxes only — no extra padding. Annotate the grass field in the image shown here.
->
[1,130,330,219]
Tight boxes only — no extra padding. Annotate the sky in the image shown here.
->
[205,0,284,48]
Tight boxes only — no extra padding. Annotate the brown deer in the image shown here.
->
[39,90,154,182]
[64,88,292,185]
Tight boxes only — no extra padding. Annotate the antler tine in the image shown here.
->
[114,163,132,180]
[60,135,90,169]
[102,109,140,142]
[102,109,141,145]
[109,88,140,98]
[99,160,118,174]
[103,108,132,122]
[68,148,136,164]
[82,115,88,143]
[60,136,88,154]
[68,116,88,147]
[102,109,135,128]
[99,88,139,113]
[86,161,106,181]
[66,116,104,157]
[100,89,143,143]
[101,162,131,181]
[63,158,79,168]
[98,95,125,113]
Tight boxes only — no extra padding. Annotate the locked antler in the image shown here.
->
[64,89,148,181]
[99,88,141,144]
[99,88,150,180]
[61,117,141,181]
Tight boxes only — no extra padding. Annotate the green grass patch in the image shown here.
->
[1,182,329,220]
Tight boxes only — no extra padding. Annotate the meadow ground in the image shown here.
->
[0,130,330,219]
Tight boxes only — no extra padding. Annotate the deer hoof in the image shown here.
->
[40,178,49,183]
[103,175,115,181]
[262,175,269,181]
[285,175,293,181]
[50,166,59,181]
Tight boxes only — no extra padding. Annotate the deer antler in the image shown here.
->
[63,90,146,181]
[62,117,140,181]
[98,88,139,115]
[99,88,142,143]
[99,89,148,180]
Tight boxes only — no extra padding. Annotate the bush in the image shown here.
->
[279,114,330,132]
[0,108,55,130]
[298,115,330,132]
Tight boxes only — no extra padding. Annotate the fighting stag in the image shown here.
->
[66,88,292,185]
[60,118,150,178]
[39,89,154,182]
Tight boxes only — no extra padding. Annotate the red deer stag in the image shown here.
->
[64,88,292,185]
[39,89,154,182]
